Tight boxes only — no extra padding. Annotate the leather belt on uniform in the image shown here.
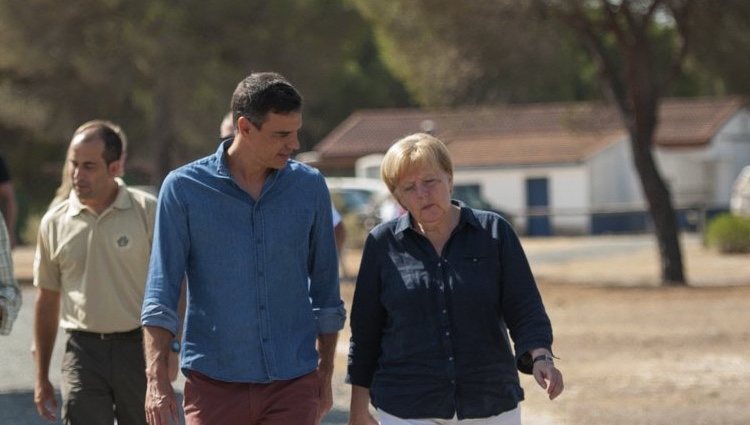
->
[67,327,142,340]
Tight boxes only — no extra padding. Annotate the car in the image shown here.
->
[325,177,389,216]
[452,184,514,224]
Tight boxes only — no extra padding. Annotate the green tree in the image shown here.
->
[353,0,596,106]
[0,0,409,207]
[355,0,750,285]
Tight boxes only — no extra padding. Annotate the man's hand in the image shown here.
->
[143,325,180,425]
[316,366,334,424]
[145,376,178,425]
[34,379,58,421]
[315,332,339,424]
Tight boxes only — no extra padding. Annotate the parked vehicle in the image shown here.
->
[325,177,389,215]
[453,184,514,224]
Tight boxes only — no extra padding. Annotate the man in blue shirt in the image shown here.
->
[142,72,345,425]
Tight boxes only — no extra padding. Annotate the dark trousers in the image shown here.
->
[61,329,147,425]
[183,370,320,425]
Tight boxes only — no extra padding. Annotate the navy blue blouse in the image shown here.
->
[347,204,553,419]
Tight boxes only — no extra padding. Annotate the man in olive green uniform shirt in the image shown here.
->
[33,121,156,425]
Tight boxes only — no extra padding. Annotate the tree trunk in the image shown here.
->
[628,125,686,285]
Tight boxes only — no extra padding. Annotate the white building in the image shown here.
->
[313,97,750,235]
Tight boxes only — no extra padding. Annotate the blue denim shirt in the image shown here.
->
[347,204,553,419]
[142,140,345,383]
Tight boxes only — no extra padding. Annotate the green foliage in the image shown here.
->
[353,0,597,107]
[0,0,410,217]
[706,213,750,254]
[682,0,750,95]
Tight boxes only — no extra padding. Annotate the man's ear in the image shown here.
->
[116,153,127,177]
[108,159,122,178]
[237,116,259,136]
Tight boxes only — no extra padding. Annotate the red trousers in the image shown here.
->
[183,370,320,425]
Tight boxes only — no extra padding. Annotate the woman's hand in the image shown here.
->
[349,385,379,425]
[532,359,564,400]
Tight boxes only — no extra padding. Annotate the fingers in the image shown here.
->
[146,405,175,425]
[171,400,180,423]
[317,391,333,424]
[533,366,547,390]
[34,384,57,421]
[533,362,565,400]
[546,367,565,400]
[145,382,178,425]
[36,398,57,421]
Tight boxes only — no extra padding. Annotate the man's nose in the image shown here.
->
[289,134,300,151]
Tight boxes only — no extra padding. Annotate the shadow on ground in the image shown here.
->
[0,391,186,425]
[0,391,348,425]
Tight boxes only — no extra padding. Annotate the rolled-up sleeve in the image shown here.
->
[141,172,189,336]
[308,173,345,334]
[497,223,553,374]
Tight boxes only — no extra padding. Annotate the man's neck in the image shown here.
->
[81,181,119,215]
[226,137,272,198]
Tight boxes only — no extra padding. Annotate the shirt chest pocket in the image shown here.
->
[453,255,500,299]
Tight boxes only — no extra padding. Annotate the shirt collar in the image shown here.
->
[66,178,131,217]
[213,138,287,181]
[215,139,233,177]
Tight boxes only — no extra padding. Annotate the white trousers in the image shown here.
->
[377,407,521,425]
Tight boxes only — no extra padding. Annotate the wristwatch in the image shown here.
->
[169,339,181,353]
[532,353,554,365]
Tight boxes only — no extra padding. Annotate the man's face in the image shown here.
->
[243,112,302,170]
[68,136,118,203]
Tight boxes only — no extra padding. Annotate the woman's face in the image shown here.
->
[395,164,453,228]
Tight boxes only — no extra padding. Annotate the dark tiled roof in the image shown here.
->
[314,97,746,167]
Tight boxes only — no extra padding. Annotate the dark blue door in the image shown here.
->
[526,178,551,236]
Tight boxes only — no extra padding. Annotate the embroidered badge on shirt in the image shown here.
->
[115,234,131,250]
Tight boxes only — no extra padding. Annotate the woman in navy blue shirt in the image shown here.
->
[347,133,563,425]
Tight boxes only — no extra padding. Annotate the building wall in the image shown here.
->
[453,165,590,234]
[708,109,750,204]
[588,138,643,210]
[655,109,750,207]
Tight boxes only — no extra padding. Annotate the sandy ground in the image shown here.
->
[6,234,750,424]
[331,236,750,425]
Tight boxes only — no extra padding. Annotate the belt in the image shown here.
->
[67,327,142,340]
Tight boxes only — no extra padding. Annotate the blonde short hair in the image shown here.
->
[380,133,453,194]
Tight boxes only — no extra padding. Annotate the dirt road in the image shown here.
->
[6,235,750,424]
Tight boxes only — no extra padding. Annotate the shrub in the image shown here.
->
[706,213,750,253]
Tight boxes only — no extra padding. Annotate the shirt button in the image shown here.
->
[442,309,447,314]
[448,356,454,361]
[437,263,442,268]
[445,331,450,336]
[260,305,266,311]
[450,379,456,384]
